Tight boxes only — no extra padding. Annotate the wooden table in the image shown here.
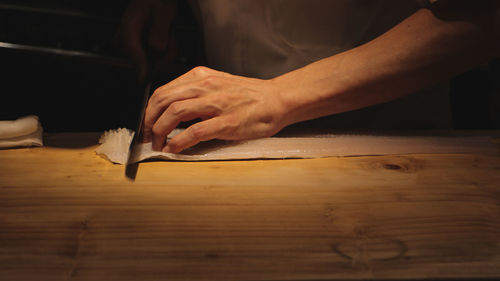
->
[1,132,500,281]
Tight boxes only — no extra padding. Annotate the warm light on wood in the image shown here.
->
[0,132,499,280]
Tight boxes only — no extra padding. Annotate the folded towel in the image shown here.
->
[0,115,43,148]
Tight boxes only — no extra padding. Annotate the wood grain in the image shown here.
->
[1,132,500,281]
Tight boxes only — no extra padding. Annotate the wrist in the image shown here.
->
[271,61,349,128]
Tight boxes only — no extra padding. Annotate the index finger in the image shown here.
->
[143,67,225,141]
[163,117,226,153]
[150,98,219,150]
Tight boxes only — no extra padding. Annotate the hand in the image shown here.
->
[117,0,177,80]
[143,67,288,153]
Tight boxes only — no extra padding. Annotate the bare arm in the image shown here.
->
[277,2,500,126]
[143,2,500,153]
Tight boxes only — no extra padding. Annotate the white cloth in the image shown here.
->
[0,115,43,148]
[190,0,452,129]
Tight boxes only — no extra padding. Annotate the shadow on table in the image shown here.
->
[43,132,102,149]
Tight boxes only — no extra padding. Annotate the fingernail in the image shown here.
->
[162,145,172,153]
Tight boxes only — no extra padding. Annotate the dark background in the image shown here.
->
[0,0,498,132]
[0,0,201,132]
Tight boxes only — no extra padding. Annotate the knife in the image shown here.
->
[125,77,153,180]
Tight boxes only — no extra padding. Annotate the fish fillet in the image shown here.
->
[95,128,497,164]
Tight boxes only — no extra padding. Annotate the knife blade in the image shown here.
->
[125,78,153,180]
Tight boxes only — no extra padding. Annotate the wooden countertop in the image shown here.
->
[1,132,500,281]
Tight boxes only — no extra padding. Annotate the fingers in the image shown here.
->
[143,86,202,143]
[163,118,227,153]
[151,99,220,151]
[143,67,227,142]
[143,67,240,151]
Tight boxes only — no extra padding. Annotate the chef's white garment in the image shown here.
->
[0,115,43,148]
[190,0,452,129]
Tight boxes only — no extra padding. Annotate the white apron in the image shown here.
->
[189,0,452,130]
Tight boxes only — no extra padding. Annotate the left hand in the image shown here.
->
[143,66,288,153]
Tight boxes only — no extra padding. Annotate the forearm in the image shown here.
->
[275,5,499,127]
[142,2,500,153]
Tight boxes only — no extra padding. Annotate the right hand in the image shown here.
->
[117,0,177,80]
